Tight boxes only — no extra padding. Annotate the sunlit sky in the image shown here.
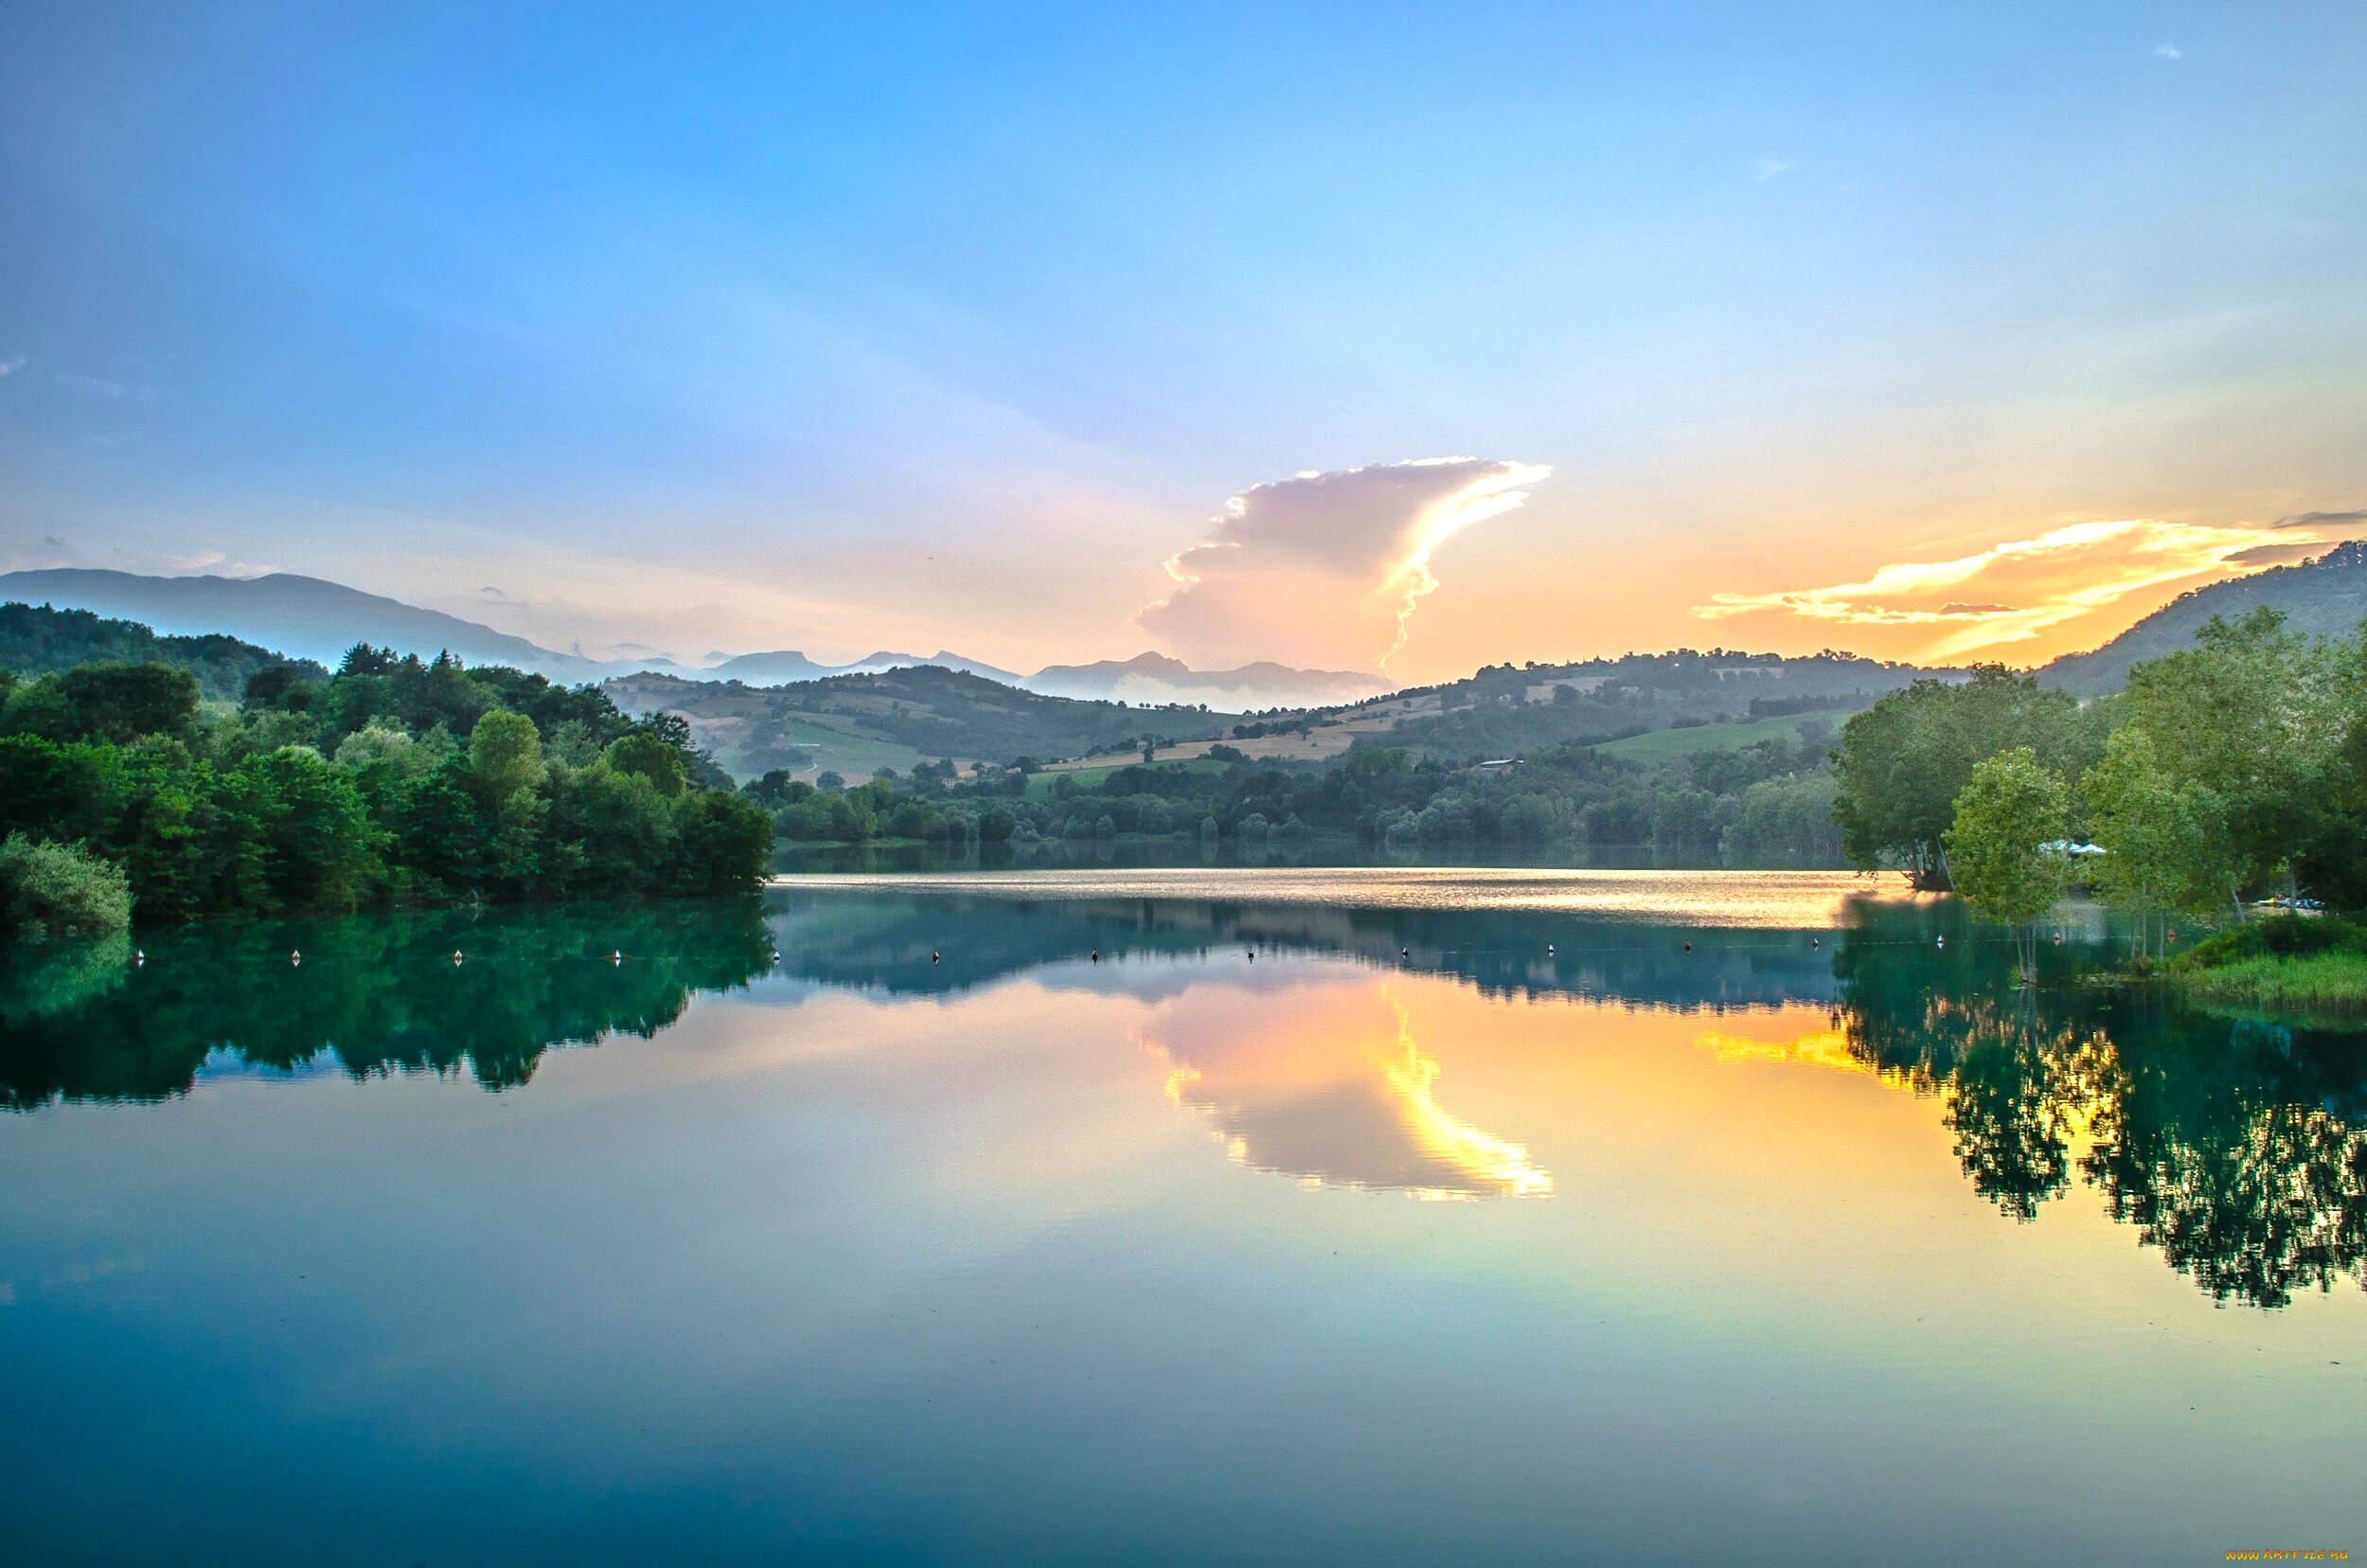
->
[3,5,2362,680]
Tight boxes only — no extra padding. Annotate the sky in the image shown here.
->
[1,3,2362,681]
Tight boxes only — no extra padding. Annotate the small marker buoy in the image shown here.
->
[135,949,145,964]
[1547,943,1555,954]
[1091,949,1101,962]
[454,949,464,964]
[1400,947,1409,957]
[1810,936,1820,949]
[1936,935,1945,948]
[1683,941,1692,953]
[932,950,940,963]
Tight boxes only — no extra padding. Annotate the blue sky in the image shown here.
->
[2,3,2361,676]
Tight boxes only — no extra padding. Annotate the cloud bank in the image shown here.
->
[1694,518,2305,660]
[1137,457,1548,671]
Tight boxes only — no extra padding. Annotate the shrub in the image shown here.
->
[0,834,133,936]
[2177,914,2367,970]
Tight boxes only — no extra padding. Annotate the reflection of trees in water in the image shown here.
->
[1836,901,2367,1307]
[772,889,1840,1011]
[2084,1018,2367,1309]
[0,900,774,1109]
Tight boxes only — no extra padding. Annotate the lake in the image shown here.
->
[2,870,2360,1564]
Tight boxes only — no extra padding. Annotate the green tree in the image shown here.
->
[0,833,133,937]
[245,748,383,911]
[57,663,201,743]
[604,731,688,797]
[1832,667,2098,888]
[0,736,124,845]
[2080,728,2234,958]
[1944,748,2072,982]
[2120,607,2335,906]
[469,709,548,802]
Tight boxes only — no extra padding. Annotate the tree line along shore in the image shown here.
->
[1837,606,2367,1012]
[0,645,774,936]
[6,596,2367,1025]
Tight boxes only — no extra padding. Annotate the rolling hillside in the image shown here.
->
[1344,650,1941,762]
[2038,541,2367,694]
[608,666,1240,780]
[0,601,322,698]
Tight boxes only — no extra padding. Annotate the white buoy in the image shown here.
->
[291,950,301,966]
[135,950,145,964]
[454,949,464,964]
[932,950,940,963]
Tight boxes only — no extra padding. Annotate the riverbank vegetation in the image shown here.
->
[739,726,1848,865]
[1836,604,2367,995]
[0,646,774,927]
[2163,915,2367,1019]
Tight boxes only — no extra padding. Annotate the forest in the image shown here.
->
[746,722,1846,866]
[0,643,774,935]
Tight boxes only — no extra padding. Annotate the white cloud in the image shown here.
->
[1753,158,1797,182]
[1136,457,1549,671]
[1694,518,2289,660]
[0,355,27,377]
[2154,41,2183,59]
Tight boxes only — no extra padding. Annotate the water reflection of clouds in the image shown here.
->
[1140,979,1552,1200]
[1695,1026,1886,1081]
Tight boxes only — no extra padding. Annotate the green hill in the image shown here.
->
[607,666,1240,780]
[1345,649,1941,763]
[2038,541,2367,695]
[0,601,323,699]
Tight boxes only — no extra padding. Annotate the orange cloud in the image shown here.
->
[1137,457,1549,672]
[1693,519,2311,661]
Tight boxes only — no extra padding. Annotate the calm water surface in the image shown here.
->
[2,871,2360,1564]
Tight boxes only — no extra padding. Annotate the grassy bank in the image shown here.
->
[2165,914,2367,1020]
[2171,950,2367,1017]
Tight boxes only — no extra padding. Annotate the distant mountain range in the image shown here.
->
[18,545,2367,722]
[2038,540,2367,694]
[1025,651,1389,709]
[0,569,625,681]
[705,648,1027,686]
[0,568,1383,708]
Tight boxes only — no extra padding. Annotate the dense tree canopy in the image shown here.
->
[0,645,773,924]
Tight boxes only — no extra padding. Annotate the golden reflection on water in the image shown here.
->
[1695,1025,1887,1080]
[1139,978,1553,1199]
